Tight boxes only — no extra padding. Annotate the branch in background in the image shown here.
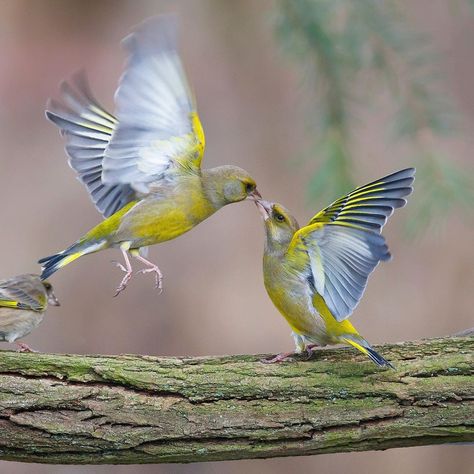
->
[0,336,471,464]
[274,0,473,232]
[276,0,354,201]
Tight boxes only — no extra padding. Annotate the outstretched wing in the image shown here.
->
[308,168,415,229]
[0,275,46,312]
[288,168,415,321]
[102,15,205,193]
[46,72,136,217]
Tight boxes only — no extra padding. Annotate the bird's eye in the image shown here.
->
[274,213,285,222]
[245,182,255,193]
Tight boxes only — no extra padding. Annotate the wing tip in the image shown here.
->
[390,167,416,180]
[44,107,55,122]
[122,14,179,55]
[45,97,63,117]
[394,197,408,209]
[382,250,392,262]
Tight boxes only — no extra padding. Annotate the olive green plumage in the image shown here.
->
[0,274,59,350]
[40,16,260,294]
[257,168,415,367]
[39,166,258,274]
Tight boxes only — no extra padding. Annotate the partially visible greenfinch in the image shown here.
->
[40,15,260,295]
[257,168,415,367]
[0,274,60,352]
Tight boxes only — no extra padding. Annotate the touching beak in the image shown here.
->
[48,293,61,307]
[255,199,272,220]
[247,188,262,201]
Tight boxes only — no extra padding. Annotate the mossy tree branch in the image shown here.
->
[0,336,472,464]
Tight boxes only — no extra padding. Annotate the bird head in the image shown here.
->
[256,200,299,253]
[42,281,60,307]
[203,165,261,206]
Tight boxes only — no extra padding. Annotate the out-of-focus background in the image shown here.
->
[0,0,472,473]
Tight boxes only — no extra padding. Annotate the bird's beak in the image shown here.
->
[255,199,272,220]
[48,293,60,307]
[247,188,262,201]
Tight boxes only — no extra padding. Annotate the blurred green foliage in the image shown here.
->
[274,0,473,233]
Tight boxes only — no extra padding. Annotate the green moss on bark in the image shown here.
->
[0,336,471,464]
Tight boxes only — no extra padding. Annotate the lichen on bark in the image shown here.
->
[0,336,471,464]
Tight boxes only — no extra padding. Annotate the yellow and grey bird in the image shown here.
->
[257,168,415,367]
[40,16,260,295]
[0,274,60,352]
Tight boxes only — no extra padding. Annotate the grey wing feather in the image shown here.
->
[46,72,136,217]
[308,167,416,231]
[306,226,390,320]
[302,168,415,321]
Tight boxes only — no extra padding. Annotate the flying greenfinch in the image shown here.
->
[256,168,415,367]
[40,16,260,295]
[0,274,60,352]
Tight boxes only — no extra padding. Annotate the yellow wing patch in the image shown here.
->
[191,111,205,162]
[160,111,205,174]
[0,295,46,311]
[287,222,323,256]
[0,300,20,309]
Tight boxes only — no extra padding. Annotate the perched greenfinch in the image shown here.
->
[257,168,415,367]
[0,274,60,352]
[40,16,260,295]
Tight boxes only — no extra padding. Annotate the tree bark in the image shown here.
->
[0,336,472,464]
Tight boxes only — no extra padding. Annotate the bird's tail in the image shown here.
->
[39,239,107,280]
[342,335,394,368]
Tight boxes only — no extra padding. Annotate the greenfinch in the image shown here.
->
[257,168,415,367]
[40,16,260,295]
[0,274,60,352]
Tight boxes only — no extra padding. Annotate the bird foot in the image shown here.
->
[136,265,163,293]
[113,267,133,297]
[261,351,297,364]
[261,345,318,364]
[16,342,36,353]
[303,344,318,360]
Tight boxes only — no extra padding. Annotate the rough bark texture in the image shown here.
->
[0,336,472,464]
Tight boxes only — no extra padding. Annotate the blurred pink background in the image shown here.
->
[0,0,472,473]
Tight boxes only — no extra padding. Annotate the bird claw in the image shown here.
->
[113,272,132,297]
[16,342,36,353]
[136,266,163,293]
[261,346,318,364]
[303,344,318,360]
[260,352,296,364]
[111,252,163,295]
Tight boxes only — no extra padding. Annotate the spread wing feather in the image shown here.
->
[46,72,136,217]
[102,15,205,191]
[46,16,204,215]
[308,168,415,230]
[290,168,415,321]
